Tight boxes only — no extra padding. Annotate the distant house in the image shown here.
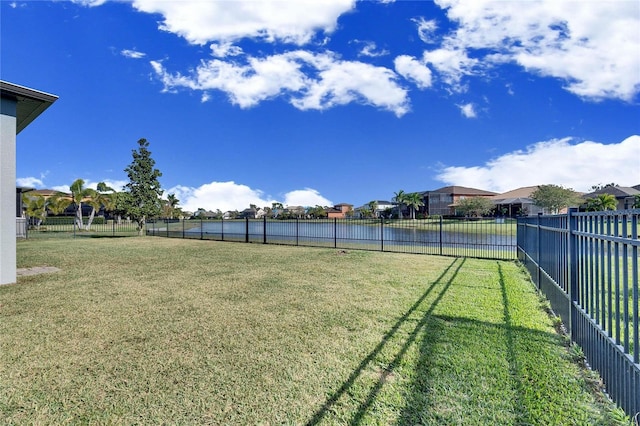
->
[583,186,640,210]
[492,186,544,217]
[354,200,394,218]
[421,186,497,216]
[285,206,306,219]
[326,203,353,219]
[237,207,257,219]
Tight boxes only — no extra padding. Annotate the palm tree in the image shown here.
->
[585,194,617,211]
[69,179,93,229]
[167,193,180,219]
[393,190,407,219]
[47,192,72,216]
[404,192,425,220]
[366,200,378,218]
[22,194,47,229]
[85,182,115,229]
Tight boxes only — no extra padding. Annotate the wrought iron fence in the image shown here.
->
[518,209,640,417]
[19,216,140,238]
[147,217,517,260]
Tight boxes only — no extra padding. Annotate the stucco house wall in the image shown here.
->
[1,81,57,285]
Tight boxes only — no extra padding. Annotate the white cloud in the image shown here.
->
[166,181,270,212]
[358,41,389,58]
[166,181,332,212]
[151,51,410,116]
[422,47,477,92]
[290,52,409,116]
[433,0,640,101]
[394,55,432,89]
[413,17,438,44]
[121,49,146,59]
[210,42,243,58]
[16,177,44,188]
[51,185,71,193]
[71,0,107,6]
[283,189,332,207]
[131,0,355,45]
[457,102,476,118]
[436,135,640,193]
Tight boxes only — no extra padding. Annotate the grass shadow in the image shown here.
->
[305,257,465,425]
[396,261,553,424]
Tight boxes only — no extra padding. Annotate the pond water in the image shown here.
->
[166,220,516,258]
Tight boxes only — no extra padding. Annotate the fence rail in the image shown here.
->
[18,216,140,238]
[518,209,640,417]
[147,217,517,260]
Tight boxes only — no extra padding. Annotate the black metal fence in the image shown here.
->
[518,208,640,417]
[19,216,140,238]
[147,217,517,260]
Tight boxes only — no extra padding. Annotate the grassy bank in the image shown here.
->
[2,238,622,424]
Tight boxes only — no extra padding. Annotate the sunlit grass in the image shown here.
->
[1,238,623,424]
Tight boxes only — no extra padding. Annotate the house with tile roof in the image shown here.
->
[582,186,640,210]
[491,186,544,217]
[420,186,497,216]
[326,203,353,219]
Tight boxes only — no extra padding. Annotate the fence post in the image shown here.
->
[380,217,384,252]
[200,217,203,240]
[182,218,185,239]
[567,207,579,339]
[166,218,169,238]
[245,217,249,243]
[221,217,225,241]
[263,215,267,244]
[296,218,299,246]
[536,212,542,289]
[439,216,443,256]
[334,218,337,248]
[112,218,115,236]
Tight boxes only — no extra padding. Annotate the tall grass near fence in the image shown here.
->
[1,238,624,424]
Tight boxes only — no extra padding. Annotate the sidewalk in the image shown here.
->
[16,266,60,277]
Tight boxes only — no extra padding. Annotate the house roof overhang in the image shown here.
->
[0,81,58,134]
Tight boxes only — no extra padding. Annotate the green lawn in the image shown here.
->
[1,238,623,424]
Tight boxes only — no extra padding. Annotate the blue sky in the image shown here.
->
[2,0,639,213]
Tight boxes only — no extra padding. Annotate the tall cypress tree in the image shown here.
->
[123,138,163,235]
